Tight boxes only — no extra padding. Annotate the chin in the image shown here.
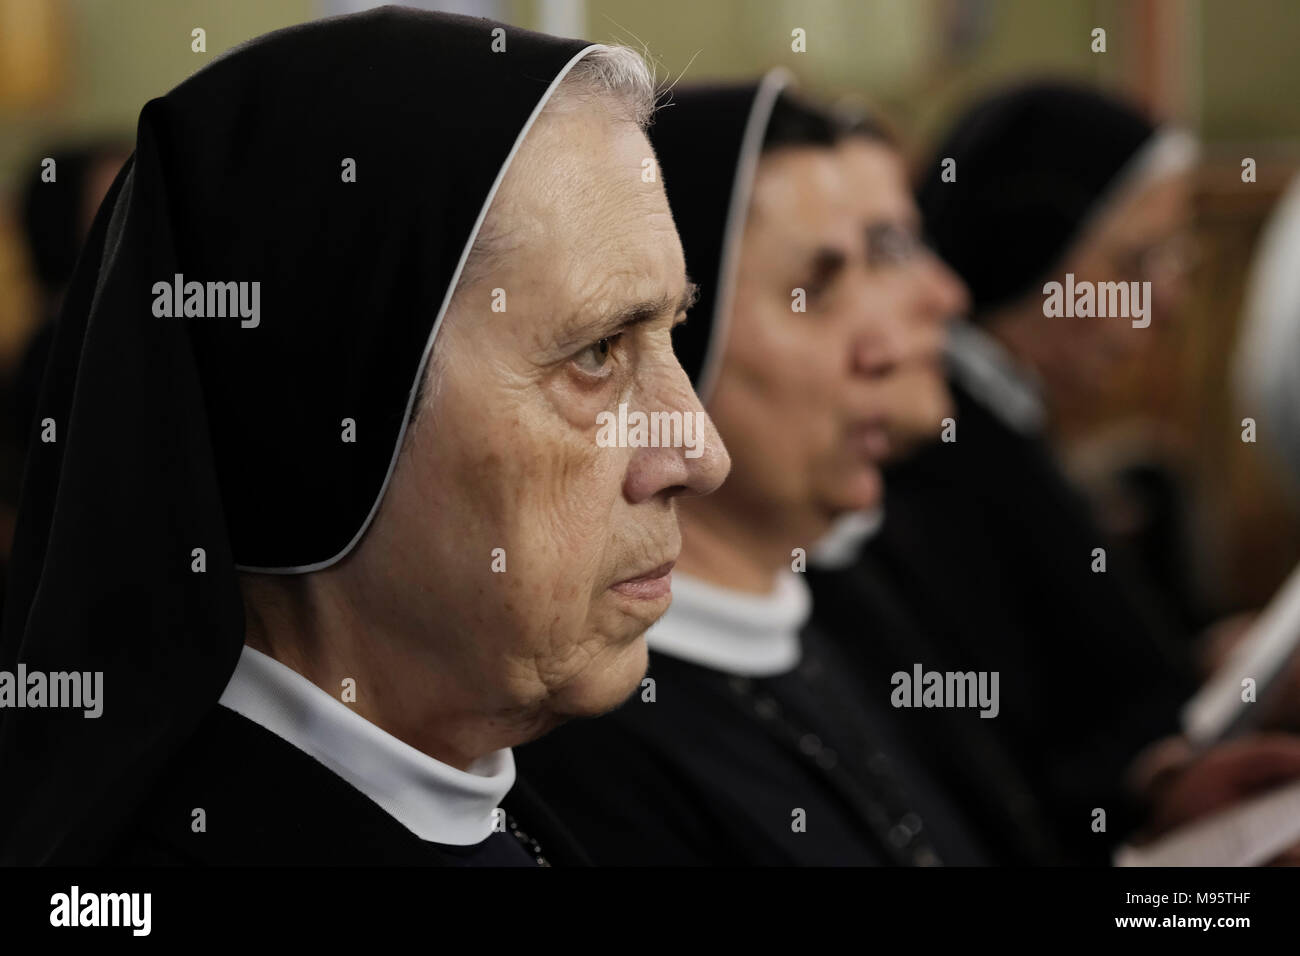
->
[828,467,884,513]
[552,636,649,719]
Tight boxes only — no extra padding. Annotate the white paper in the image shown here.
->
[1114,778,1300,867]
[1182,560,1300,746]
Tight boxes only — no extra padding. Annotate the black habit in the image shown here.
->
[831,372,1196,864]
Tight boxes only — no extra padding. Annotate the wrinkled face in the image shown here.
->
[1044,168,1195,395]
[835,138,969,457]
[357,106,729,726]
[701,145,902,545]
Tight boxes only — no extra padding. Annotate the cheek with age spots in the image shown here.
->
[464,397,625,593]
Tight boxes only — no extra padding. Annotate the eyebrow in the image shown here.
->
[566,274,699,345]
[801,248,848,285]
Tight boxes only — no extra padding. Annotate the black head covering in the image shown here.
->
[916,80,1156,317]
[650,70,798,402]
[0,6,594,864]
[653,75,846,400]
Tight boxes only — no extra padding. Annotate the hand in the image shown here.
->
[1138,734,1300,865]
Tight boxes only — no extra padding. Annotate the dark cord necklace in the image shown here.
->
[722,647,945,867]
[505,813,550,867]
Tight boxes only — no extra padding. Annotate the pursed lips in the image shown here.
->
[610,559,676,600]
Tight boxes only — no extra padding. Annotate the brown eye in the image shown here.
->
[574,332,622,375]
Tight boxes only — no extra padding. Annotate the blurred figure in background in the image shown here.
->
[815,83,1300,866]
[829,81,1207,862]
[1235,172,1300,512]
[1221,173,1300,731]
[807,112,1068,864]
[917,80,1205,635]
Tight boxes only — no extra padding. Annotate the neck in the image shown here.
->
[675,495,822,595]
[239,572,538,772]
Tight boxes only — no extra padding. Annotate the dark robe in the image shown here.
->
[105,706,588,867]
[829,378,1196,863]
[517,622,995,866]
[807,557,1068,865]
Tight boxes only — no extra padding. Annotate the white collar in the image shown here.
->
[217,644,514,845]
[809,508,884,569]
[646,570,811,677]
[946,319,1048,435]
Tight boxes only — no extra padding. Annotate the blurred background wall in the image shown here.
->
[2,0,1299,611]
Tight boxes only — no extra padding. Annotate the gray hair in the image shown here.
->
[544,43,658,129]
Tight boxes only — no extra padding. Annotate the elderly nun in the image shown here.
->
[0,6,727,866]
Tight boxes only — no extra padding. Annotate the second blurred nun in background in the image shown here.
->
[851,81,1203,861]
[522,75,1003,864]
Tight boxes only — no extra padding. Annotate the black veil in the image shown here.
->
[651,69,792,401]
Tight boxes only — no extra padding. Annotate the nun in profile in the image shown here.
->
[855,82,1204,861]
[902,80,1207,636]
[0,7,727,866]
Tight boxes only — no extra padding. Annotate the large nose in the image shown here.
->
[622,360,731,504]
[848,267,910,379]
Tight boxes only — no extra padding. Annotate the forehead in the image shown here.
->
[1095,169,1193,243]
[835,138,912,221]
[746,146,855,248]
[503,110,684,310]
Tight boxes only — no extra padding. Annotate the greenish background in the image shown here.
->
[3,0,1299,192]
